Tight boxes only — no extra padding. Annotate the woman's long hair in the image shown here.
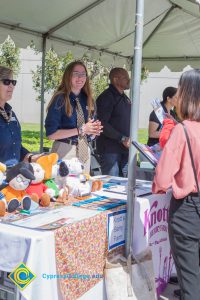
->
[176,69,200,121]
[47,61,94,117]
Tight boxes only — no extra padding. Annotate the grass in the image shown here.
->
[21,123,148,152]
[138,128,148,144]
[21,123,53,152]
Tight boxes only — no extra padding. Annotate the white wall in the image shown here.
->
[11,48,50,124]
[11,49,190,128]
[139,67,181,128]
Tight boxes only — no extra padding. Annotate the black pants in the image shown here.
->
[169,195,200,300]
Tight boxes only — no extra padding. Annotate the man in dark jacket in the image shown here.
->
[96,68,131,177]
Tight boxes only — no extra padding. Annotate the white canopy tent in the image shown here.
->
[0,0,200,71]
[0,0,200,257]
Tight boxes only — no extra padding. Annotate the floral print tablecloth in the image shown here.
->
[54,202,125,300]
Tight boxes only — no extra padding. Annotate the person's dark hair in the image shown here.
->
[6,162,35,182]
[0,66,13,80]
[109,67,126,82]
[47,61,94,117]
[162,86,177,104]
[177,69,200,121]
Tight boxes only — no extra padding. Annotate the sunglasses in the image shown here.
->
[0,79,17,86]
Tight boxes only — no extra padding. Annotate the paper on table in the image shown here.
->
[6,206,100,229]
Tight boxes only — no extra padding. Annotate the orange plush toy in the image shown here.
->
[36,153,68,202]
[0,162,35,216]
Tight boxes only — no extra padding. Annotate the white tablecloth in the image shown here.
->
[0,179,171,299]
[0,224,58,300]
[0,206,101,300]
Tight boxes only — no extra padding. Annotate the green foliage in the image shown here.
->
[138,128,148,144]
[82,54,110,99]
[31,46,149,103]
[31,49,111,102]
[0,36,20,76]
[141,66,149,82]
[31,49,74,101]
[21,123,147,152]
[21,123,52,152]
[92,75,109,100]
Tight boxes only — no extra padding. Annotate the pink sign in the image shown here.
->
[132,192,173,296]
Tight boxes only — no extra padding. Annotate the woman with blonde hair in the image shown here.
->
[45,61,102,172]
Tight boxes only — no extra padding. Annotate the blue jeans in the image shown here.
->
[99,153,128,177]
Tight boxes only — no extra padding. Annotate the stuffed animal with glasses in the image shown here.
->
[0,162,35,216]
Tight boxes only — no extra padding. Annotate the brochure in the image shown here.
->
[132,141,160,167]
[37,217,73,230]
[72,196,126,211]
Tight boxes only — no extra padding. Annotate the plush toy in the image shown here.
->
[0,162,35,216]
[53,161,69,202]
[26,162,55,207]
[0,162,6,186]
[63,157,84,175]
[62,158,103,197]
[36,153,69,202]
[0,163,7,216]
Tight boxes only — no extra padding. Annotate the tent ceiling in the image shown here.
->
[0,0,200,70]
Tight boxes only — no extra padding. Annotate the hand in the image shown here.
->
[164,113,178,124]
[82,119,103,136]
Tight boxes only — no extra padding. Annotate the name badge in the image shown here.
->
[10,116,17,122]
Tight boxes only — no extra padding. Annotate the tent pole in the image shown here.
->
[39,35,47,153]
[125,0,144,258]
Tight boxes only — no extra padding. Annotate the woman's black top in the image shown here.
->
[147,103,176,147]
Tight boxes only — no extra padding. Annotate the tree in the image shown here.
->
[0,36,21,75]
[31,48,74,101]
[31,49,110,102]
[31,47,149,102]
[81,54,110,99]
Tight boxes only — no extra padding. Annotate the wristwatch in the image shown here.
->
[78,125,84,137]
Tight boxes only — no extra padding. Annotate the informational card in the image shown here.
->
[132,141,160,167]
[107,209,126,251]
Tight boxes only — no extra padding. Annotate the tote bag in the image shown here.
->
[104,248,157,300]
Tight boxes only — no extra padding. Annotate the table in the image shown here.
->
[0,179,172,299]
[0,204,112,300]
[0,223,58,300]
[94,180,172,296]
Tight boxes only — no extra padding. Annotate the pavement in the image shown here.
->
[159,283,180,300]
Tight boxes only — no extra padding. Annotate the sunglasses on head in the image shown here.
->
[0,79,17,86]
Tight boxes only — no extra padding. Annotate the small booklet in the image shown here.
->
[151,98,165,124]
[37,217,73,230]
[132,141,160,167]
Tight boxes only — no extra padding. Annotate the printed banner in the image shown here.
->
[132,192,172,296]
